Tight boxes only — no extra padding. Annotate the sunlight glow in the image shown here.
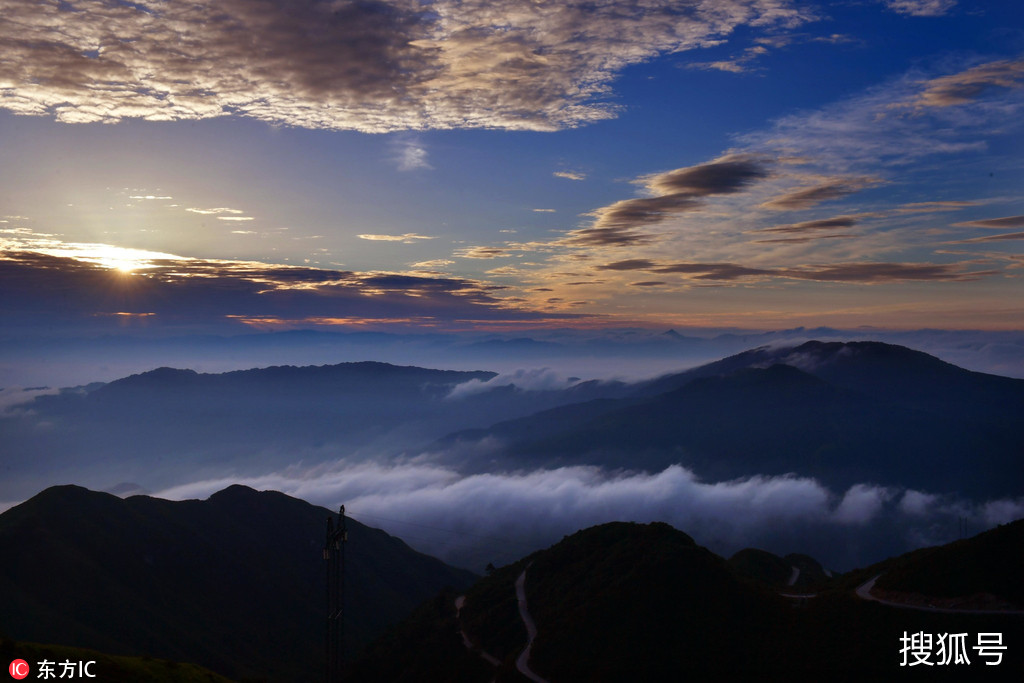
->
[33,243,186,273]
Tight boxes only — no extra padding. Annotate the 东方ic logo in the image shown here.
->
[9,660,30,680]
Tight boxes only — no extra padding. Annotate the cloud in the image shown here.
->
[558,225,665,249]
[149,461,1024,570]
[883,0,956,17]
[760,177,876,210]
[0,0,812,132]
[553,171,586,181]
[447,368,575,399]
[757,215,859,233]
[562,154,772,246]
[394,138,432,171]
[895,201,980,214]
[915,59,1024,107]
[779,262,991,282]
[358,233,436,243]
[898,489,938,517]
[455,246,512,259]
[186,208,245,215]
[754,234,854,244]
[686,45,769,74]
[0,246,570,332]
[410,259,455,270]
[0,386,61,412]
[594,259,658,271]
[833,484,895,524]
[652,262,774,281]
[591,257,990,283]
[953,215,1024,229]
[952,231,1024,244]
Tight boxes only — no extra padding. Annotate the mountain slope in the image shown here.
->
[437,341,1024,496]
[0,360,636,498]
[873,517,1024,607]
[0,485,477,682]
[351,519,1024,680]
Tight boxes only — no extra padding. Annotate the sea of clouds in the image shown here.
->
[151,461,1024,573]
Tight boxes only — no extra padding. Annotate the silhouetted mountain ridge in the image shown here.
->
[352,517,1024,680]
[0,484,477,682]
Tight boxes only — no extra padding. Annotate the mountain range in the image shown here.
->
[5,340,1022,502]
[437,341,1024,496]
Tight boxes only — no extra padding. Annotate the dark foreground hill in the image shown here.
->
[351,519,1024,681]
[438,341,1024,497]
[0,485,476,682]
[874,517,1024,608]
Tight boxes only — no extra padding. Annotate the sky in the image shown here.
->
[3,0,1024,570]
[1,0,1023,344]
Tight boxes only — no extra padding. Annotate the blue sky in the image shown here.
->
[1,0,1022,335]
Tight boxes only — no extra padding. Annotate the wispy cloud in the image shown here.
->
[883,0,957,17]
[358,233,436,243]
[594,258,989,283]
[455,246,512,259]
[756,215,860,234]
[687,45,769,74]
[186,207,245,216]
[951,231,1024,244]
[410,259,455,270]
[393,138,432,171]
[953,215,1024,229]
[913,59,1024,108]
[759,176,877,210]
[553,170,586,181]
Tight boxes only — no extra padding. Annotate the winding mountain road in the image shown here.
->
[515,566,549,683]
[454,595,501,667]
[787,566,800,587]
[856,575,1024,615]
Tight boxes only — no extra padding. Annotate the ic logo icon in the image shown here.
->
[8,659,30,680]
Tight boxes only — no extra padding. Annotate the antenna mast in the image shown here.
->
[325,504,347,682]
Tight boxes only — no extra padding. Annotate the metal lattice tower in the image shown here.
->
[324,505,347,683]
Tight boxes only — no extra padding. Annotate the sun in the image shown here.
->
[35,242,183,273]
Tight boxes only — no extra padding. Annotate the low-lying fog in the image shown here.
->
[149,461,1024,574]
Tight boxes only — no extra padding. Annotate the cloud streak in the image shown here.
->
[358,233,436,243]
[594,258,988,283]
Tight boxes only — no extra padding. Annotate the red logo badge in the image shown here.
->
[9,660,30,680]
